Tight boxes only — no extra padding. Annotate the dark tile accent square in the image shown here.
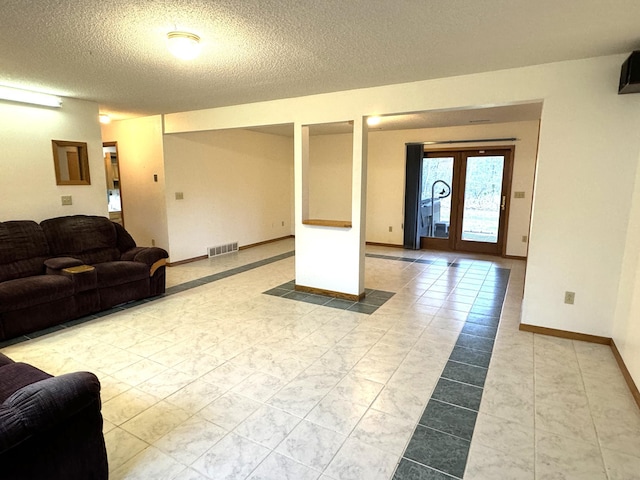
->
[264,287,291,297]
[283,291,312,301]
[456,333,494,353]
[419,399,478,441]
[368,290,395,300]
[122,299,150,309]
[63,315,98,328]
[348,303,378,314]
[404,425,470,479]
[441,360,487,387]
[360,295,389,307]
[94,306,125,317]
[431,377,483,411]
[324,298,356,310]
[25,324,66,339]
[461,323,498,339]
[302,294,332,306]
[449,345,492,369]
[465,313,500,327]
[469,305,502,317]
[0,336,29,349]
[280,280,296,289]
[471,296,503,309]
[475,290,497,300]
[393,458,456,479]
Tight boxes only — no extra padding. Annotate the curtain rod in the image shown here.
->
[406,137,518,146]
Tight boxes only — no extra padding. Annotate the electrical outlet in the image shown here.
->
[175,192,184,200]
[389,226,393,232]
[282,221,285,226]
[151,239,155,246]
[61,195,72,206]
[564,291,575,305]
[522,235,528,243]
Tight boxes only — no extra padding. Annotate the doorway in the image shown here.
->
[419,148,513,255]
[102,142,124,226]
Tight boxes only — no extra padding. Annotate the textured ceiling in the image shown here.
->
[1,1,639,119]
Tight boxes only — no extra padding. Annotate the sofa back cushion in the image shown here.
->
[40,215,121,265]
[0,221,50,283]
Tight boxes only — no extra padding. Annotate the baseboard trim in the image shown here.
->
[295,284,365,302]
[503,254,527,260]
[519,323,640,410]
[365,242,404,248]
[518,323,611,345]
[239,235,294,250]
[168,235,294,266]
[610,339,640,410]
[167,255,207,267]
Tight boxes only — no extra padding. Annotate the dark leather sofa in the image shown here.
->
[0,352,108,479]
[0,215,168,340]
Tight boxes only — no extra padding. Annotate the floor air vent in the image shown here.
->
[208,242,239,258]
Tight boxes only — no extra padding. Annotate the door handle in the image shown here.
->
[501,195,506,211]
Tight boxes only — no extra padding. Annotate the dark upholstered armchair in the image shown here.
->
[0,352,107,479]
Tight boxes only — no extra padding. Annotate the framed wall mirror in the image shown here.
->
[52,140,91,185]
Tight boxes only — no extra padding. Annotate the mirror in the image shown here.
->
[52,140,90,185]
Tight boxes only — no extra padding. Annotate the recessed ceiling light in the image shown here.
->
[99,114,111,124]
[167,31,201,60]
[367,116,381,126]
[0,85,62,107]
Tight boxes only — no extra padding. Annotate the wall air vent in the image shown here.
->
[207,242,239,258]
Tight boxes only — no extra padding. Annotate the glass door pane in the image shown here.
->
[461,156,504,243]
[421,157,453,239]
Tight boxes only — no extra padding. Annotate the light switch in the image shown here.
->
[514,191,525,199]
[61,195,72,206]
[175,192,184,200]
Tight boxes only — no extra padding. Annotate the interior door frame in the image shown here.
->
[419,146,514,256]
[103,141,125,227]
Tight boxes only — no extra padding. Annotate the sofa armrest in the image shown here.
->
[44,257,84,272]
[0,372,101,455]
[0,353,14,367]
[121,247,168,272]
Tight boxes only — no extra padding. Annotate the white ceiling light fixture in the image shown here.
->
[0,85,62,108]
[367,116,381,126]
[99,114,111,124]
[167,31,201,60]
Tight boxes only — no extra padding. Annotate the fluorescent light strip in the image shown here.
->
[0,85,62,107]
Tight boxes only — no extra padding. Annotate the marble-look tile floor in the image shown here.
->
[2,238,639,479]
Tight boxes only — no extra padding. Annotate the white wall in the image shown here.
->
[101,115,169,250]
[162,129,293,262]
[163,55,640,381]
[309,133,353,221]
[0,97,106,221]
[365,121,539,255]
[612,146,640,389]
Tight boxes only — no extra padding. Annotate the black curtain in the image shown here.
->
[403,144,423,249]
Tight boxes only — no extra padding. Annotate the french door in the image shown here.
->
[419,148,513,255]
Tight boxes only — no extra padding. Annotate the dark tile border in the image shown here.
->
[0,250,296,350]
[393,266,510,479]
[263,280,395,315]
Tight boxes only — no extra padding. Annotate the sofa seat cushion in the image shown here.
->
[0,362,52,403]
[94,261,149,289]
[0,276,74,313]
